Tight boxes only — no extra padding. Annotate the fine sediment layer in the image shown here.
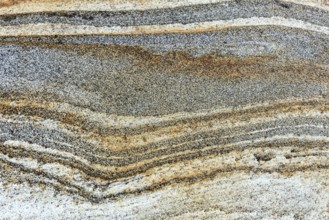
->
[0,0,328,219]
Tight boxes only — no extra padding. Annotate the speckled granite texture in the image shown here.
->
[0,0,328,219]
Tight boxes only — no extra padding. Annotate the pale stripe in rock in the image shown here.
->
[15,96,329,129]
[284,0,329,10]
[1,137,328,199]
[0,0,230,15]
[3,140,90,165]
[3,127,329,173]
[0,0,328,15]
[1,17,329,36]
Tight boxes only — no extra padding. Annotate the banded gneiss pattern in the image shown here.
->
[0,0,328,219]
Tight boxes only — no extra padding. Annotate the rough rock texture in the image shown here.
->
[0,0,328,219]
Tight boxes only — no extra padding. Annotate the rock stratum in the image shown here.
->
[0,0,328,219]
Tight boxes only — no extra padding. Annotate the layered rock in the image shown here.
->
[0,0,328,219]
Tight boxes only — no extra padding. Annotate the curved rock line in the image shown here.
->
[0,143,328,202]
[0,97,327,132]
[1,98,329,158]
[1,1,329,28]
[1,108,329,160]
[0,0,230,15]
[1,138,328,174]
[2,132,329,181]
[1,113,329,167]
[1,92,327,201]
[1,110,328,167]
[0,17,329,37]
[1,106,324,174]
[0,102,327,146]
[0,0,328,15]
[1,26,327,65]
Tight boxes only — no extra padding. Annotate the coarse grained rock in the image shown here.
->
[0,0,328,219]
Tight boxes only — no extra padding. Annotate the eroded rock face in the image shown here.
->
[0,0,328,219]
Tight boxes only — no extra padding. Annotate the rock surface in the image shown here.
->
[0,0,328,219]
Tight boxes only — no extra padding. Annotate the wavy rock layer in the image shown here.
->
[0,0,329,219]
